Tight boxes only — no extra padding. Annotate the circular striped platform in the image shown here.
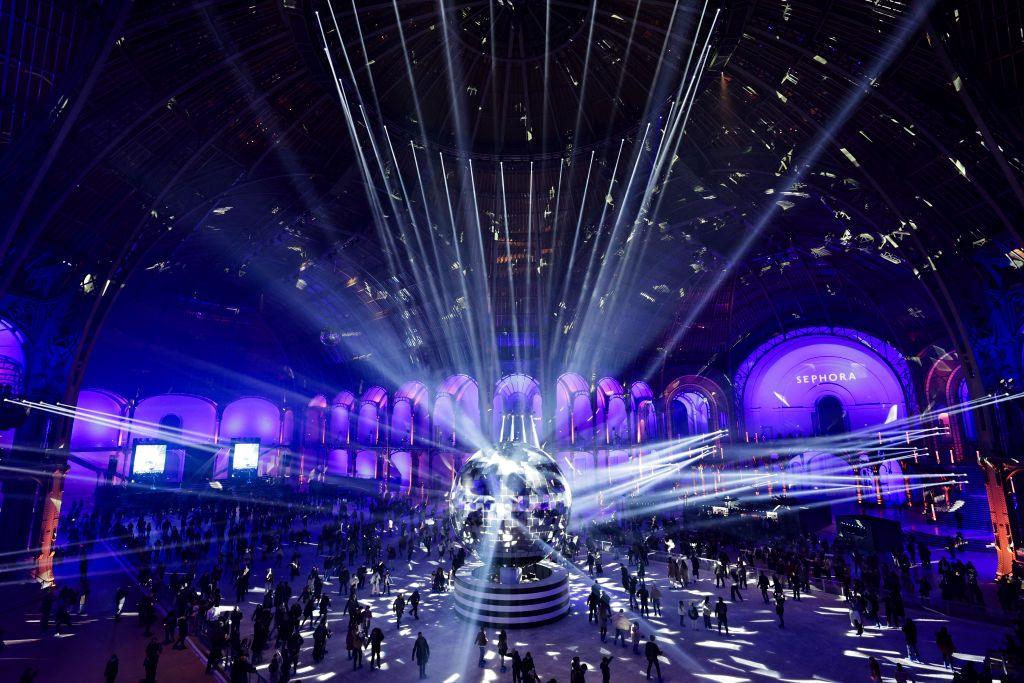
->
[452,562,571,628]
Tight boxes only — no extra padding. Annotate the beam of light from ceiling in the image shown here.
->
[568,136,628,352]
[553,0,694,368]
[565,10,718,376]
[541,158,567,368]
[550,150,596,359]
[641,0,938,382]
[383,126,459,365]
[464,156,501,386]
[409,140,472,367]
[314,10,426,381]
[441,153,491,384]
[567,0,600,160]
[577,31,717,375]
[450,498,502,681]
[329,0,489,378]
[437,0,502,388]
[498,161,522,372]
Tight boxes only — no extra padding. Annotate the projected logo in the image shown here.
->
[795,371,859,385]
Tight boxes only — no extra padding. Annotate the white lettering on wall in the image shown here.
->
[795,372,858,385]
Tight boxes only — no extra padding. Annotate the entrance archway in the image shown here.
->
[813,395,848,436]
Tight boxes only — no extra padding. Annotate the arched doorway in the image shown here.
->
[813,395,848,436]
[735,327,913,439]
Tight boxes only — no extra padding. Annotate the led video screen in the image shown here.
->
[132,443,167,476]
[231,440,260,475]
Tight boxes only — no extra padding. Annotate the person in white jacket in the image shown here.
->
[613,610,631,647]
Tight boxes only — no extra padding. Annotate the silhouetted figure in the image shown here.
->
[412,631,430,679]
[143,639,162,683]
[645,635,663,681]
[104,654,119,683]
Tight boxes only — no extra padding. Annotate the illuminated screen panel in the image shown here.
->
[132,443,167,476]
[231,441,260,474]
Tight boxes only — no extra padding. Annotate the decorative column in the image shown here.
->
[980,458,1018,577]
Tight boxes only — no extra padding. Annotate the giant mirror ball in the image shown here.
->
[448,440,572,567]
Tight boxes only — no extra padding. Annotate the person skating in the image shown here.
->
[350,628,364,670]
[511,649,523,683]
[758,571,771,604]
[369,626,384,669]
[730,569,744,602]
[230,654,257,683]
[588,587,599,622]
[613,609,630,646]
[645,635,663,681]
[412,631,430,679]
[570,655,587,683]
[313,621,332,663]
[597,602,609,641]
[688,600,700,630]
[410,589,421,619]
[599,655,612,683]
[868,656,882,683]
[715,597,729,634]
[103,654,118,683]
[935,626,955,670]
[393,592,406,628]
[498,629,509,672]
[903,617,920,662]
[142,638,161,683]
[638,582,650,616]
[775,592,786,629]
[475,626,488,667]
[650,582,662,616]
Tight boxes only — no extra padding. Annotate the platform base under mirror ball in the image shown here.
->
[453,561,570,628]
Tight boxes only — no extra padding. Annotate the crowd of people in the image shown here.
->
[15,488,1024,683]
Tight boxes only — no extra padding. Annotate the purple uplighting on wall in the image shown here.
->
[736,328,912,438]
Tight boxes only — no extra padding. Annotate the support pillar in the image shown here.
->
[981,458,1017,577]
[0,404,69,584]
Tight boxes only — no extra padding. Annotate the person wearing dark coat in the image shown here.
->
[645,635,663,681]
[412,631,430,679]
[903,617,920,661]
[143,639,162,683]
[936,626,955,669]
[103,654,119,683]
[511,649,524,683]
[369,626,384,669]
[229,654,256,683]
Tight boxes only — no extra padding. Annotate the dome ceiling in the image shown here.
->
[0,0,1021,381]
[319,0,699,155]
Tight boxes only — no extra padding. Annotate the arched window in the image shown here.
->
[492,374,542,439]
[629,382,658,444]
[555,373,591,445]
[0,318,27,452]
[0,318,26,393]
[670,398,690,438]
[662,375,728,439]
